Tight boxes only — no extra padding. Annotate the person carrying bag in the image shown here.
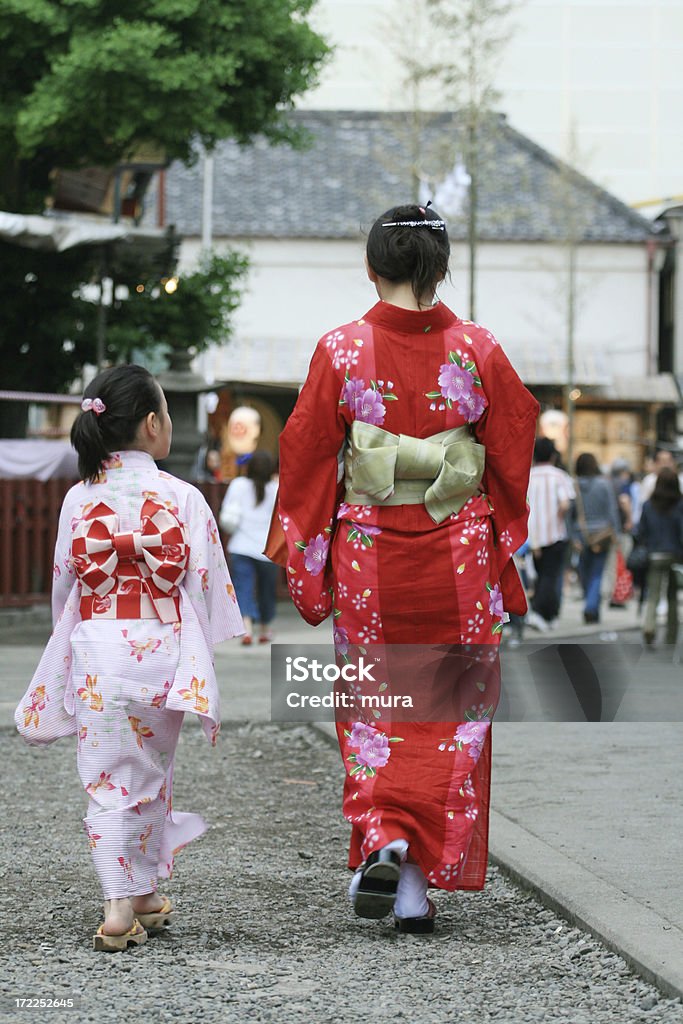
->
[572,453,621,623]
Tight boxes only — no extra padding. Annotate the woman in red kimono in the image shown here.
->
[271,203,538,932]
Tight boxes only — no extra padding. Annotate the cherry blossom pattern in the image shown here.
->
[337,503,373,521]
[330,341,363,372]
[344,721,404,779]
[324,329,345,351]
[455,720,490,761]
[346,522,382,550]
[357,624,379,644]
[425,344,488,423]
[333,623,350,656]
[463,610,485,640]
[486,582,505,635]
[296,529,332,576]
[339,372,397,426]
[427,853,465,886]
[360,814,383,858]
[287,569,306,613]
[438,719,490,760]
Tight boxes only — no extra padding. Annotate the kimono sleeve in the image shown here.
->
[182,488,244,646]
[275,340,347,626]
[474,342,539,615]
[51,494,79,627]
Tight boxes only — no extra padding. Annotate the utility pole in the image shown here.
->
[201,150,214,252]
[564,242,577,472]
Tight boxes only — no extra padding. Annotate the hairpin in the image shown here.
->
[81,397,106,415]
[381,220,446,229]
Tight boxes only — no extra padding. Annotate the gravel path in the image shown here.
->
[1,722,682,1024]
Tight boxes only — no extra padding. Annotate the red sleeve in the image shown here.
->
[272,341,348,626]
[474,342,539,615]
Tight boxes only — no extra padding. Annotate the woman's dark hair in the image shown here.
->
[650,466,681,513]
[575,452,601,477]
[71,365,162,483]
[533,437,558,464]
[366,203,450,305]
[247,450,274,505]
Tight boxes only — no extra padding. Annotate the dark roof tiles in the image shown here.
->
[148,111,657,244]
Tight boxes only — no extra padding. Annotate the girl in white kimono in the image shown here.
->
[15,365,244,951]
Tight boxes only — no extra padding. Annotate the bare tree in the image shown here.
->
[385,0,518,319]
[429,0,517,319]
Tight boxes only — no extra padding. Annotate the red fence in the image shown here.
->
[0,479,230,608]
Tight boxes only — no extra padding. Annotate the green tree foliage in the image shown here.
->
[0,0,328,430]
[0,0,330,211]
[0,241,96,392]
[106,251,250,364]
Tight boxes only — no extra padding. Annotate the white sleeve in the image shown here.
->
[51,495,78,627]
[219,479,244,534]
[183,487,245,646]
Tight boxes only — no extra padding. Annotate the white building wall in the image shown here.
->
[300,0,683,208]
[180,237,651,387]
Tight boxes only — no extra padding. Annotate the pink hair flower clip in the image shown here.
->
[81,397,106,415]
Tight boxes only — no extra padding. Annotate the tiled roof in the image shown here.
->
[147,111,659,244]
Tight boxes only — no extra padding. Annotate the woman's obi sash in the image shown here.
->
[344,422,486,524]
[71,499,188,623]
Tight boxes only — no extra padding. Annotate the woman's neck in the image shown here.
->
[376,280,436,311]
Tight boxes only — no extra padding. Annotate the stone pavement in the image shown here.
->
[2,595,682,1005]
[3,723,681,1024]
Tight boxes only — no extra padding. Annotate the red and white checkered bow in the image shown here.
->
[71,499,189,623]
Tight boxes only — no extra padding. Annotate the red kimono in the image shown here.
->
[274,300,538,890]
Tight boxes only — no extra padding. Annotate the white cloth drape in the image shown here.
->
[0,440,79,480]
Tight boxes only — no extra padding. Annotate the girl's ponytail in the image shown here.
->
[70,408,110,484]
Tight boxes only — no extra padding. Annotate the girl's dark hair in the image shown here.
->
[575,452,601,477]
[247,450,274,506]
[650,466,681,513]
[366,203,450,305]
[71,365,162,483]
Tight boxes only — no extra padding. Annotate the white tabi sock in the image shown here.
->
[394,862,430,920]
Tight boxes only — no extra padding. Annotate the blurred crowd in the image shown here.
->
[192,411,683,652]
[516,441,683,649]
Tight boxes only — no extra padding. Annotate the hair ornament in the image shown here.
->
[381,219,446,230]
[81,397,106,415]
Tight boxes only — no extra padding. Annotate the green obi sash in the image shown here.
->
[344,421,486,524]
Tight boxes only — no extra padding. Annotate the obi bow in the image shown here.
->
[344,421,486,524]
[71,499,189,623]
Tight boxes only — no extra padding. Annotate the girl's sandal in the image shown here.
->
[93,920,147,952]
[135,895,174,932]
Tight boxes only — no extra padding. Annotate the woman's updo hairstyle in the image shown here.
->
[71,364,162,483]
[366,203,450,305]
